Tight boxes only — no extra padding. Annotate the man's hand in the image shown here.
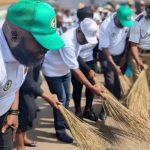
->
[119,55,126,68]
[114,65,122,76]
[92,86,105,97]
[48,94,61,109]
[137,59,144,72]
[87,69,96,80]
[1,114,18,141]
[42,92,61,109]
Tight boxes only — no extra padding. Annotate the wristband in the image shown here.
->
[8,110,19,116]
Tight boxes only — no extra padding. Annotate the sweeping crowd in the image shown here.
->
[0,0,150,150]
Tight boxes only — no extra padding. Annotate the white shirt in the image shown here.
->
[129,12,150,50]
[79,43,96,62]
[99,13,129,55]
[0,28,26,116]
[42,27,80,77]
[63,15,73,29]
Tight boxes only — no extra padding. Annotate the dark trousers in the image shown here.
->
[99,51,122,99]
[45,73,71,134]
[0,112,13,150]
[72,60,95,111]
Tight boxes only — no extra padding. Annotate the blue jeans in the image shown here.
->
[45,73,71,134]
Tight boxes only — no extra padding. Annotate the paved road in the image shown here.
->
[24,74,150,150]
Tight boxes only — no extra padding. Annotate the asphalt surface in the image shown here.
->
[22,74,150,150]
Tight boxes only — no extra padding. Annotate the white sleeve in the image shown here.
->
[0,49,7,89]
[129,21,141,44]
[59,46,79,70]
[99,24,110,49]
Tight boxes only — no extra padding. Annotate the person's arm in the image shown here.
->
[72,68,104,96]
[10,90,19,110]
[24,68,61,108]
[59,46,104,97]
[25,67,44,97]
[78,56,96,80]
[78,56,91,73]
[2,91,19,141]
[129,21,143,68]
[103,48,122,75]
[41,92,61,109]
[130,42,143,67]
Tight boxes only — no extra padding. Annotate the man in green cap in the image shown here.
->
[129,0,150,87]
[0,0,64,149]
[99,5,133,120]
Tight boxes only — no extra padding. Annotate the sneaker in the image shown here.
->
[56,132,73,143]
[83,109,98,122]
[75,108,83,119]
[99,107,107,121]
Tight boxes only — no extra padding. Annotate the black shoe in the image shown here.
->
[65,123,69,129]
[75,108,83,119]
[99,108,107,121]
[56,132,73,143]
[83,109,98,122]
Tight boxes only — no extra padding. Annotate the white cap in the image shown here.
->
[80,18,98,44]
[98,7,104,12]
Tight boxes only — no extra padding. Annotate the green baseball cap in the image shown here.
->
[7,0,64,51]
[116,5,133,27]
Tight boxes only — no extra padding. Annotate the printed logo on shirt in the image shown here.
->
[111,32,116,38]
[3,80,12,91]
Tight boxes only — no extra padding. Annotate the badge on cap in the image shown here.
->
[50,17,56,29]
[127,15,131,20]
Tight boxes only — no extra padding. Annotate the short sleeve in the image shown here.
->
[99,23,110,49]
[59,46,79,70]
[129,21,141,44]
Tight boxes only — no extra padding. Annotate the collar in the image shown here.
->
[112,13,117,28]
[0,28,18,63]
[141,11,150,20]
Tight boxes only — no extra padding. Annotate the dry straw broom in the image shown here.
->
[58,105,110,150]
[94,80,150,143]
[124,67,150,121]
[119,75,132,99]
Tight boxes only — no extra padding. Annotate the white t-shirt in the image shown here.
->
[79,43,96,62]
[129,12,150,50]
[99,13,129,55]
[42,27,80,77]
[0,28,26,116]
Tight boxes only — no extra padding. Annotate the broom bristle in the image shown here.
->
[119,75,132,99]
[95,83,150,143]
[124,70,150,120]
[58,105,110,150]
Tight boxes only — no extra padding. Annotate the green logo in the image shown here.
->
[112,32,116,37]
[127,15,131,20]
[3,80,12,91]
[50,17,56,29]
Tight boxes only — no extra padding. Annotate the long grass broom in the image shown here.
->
[58,105,111,150]
[119,75,132,99]
[94,80,150,143]
[124,68,150,121]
